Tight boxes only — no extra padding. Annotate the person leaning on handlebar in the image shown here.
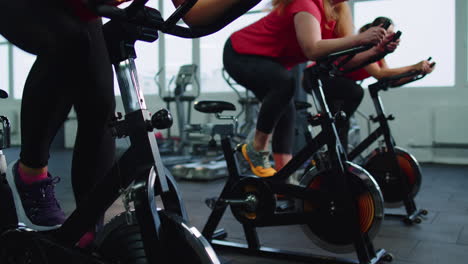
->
[222,0,398,178]
[343,17,435,86]
[0,0,261,248]
[319,16,435,153]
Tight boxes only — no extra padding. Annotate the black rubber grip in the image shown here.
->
[392,31,402,42]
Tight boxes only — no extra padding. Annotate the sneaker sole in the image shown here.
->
[6,160,62,231]
[241,144,275,178]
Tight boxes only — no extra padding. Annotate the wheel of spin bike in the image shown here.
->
[95,210,219,264]
[298,161,384,253]
[363,146,422,208]
[230,177,276,224]
[0,229,48,264]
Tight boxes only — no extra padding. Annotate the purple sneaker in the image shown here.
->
[6,161,66,231]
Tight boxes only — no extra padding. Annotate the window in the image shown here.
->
[199,2,270,92]
[165,34,192,90]
[13,48,35,99]
[353,0,455,88]
[0,46,8,93]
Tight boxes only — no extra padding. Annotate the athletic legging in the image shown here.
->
[223,38,296,154]
[0,0,116,206]
[320,75,364,153]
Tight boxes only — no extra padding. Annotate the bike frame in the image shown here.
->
[347,73,427,223]
[53,28,186,264]
[202,51,389,264]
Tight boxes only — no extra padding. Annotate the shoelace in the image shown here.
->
[34,177,62,209]
[260,152,272,168]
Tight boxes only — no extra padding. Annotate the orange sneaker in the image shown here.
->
[241,143,276,177]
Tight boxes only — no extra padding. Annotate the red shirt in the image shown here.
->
[343,60,383,81]
[230,0,337,69]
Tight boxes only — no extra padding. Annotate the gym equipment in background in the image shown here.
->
[157,64,200,156]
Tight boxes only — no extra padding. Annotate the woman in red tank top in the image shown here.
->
[345,17,435,83]
[223,0,397,177]
[321,16,435,153]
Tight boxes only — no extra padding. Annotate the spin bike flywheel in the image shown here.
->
[95,210,219,264]
[364,146,422,208]
[298,161,384,253]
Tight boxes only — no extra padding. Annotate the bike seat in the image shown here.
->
[162,95,197,102]
[194,100,236,114]
[0,89,8,99]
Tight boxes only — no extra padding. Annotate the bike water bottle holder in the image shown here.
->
[0,116,11,150]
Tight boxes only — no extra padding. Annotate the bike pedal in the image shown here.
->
[275,199,295,212]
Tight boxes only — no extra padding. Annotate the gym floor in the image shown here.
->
[3,147,468,264]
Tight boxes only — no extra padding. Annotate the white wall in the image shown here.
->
[349,0,468,164]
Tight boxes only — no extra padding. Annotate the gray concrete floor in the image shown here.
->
[3,147,468,264]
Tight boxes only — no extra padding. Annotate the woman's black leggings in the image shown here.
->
[321,75,364,153]
[0,0,116,206]
[223,38,296,154]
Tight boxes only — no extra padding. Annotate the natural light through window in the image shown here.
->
[13,48,35,99]
[353,0,455,88]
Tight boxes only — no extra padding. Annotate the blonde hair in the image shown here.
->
[272,0,352,36]
[272,0,293,13]
[333,2,354,37]
[272,0,339,22]
[323,0,339,22]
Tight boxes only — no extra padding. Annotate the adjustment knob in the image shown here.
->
[335,111,347,121]
[151,108,173,129]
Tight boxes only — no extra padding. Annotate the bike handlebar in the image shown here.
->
[370,57,435,89]
[92,0,261,38]
[94,0,203,38]
[316,44,373,65]
[315,21,395,70]
[0,89,8,99]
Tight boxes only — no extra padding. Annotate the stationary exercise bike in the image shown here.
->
[200,46,393,264]
[0,0,236,263]
[347,64,435,224]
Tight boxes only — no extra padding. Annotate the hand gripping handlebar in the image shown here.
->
[90,0,261,38]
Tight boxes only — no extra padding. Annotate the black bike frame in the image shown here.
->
[54,20,187,264]
[202,57,388,264]
[347,76,425,223]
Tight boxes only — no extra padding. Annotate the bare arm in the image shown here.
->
[294,12,386,61]
[365,59,434,79]
[171,0,243,26]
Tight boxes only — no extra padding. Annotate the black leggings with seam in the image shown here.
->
[223,38,296,154]
[0,0,116,206]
